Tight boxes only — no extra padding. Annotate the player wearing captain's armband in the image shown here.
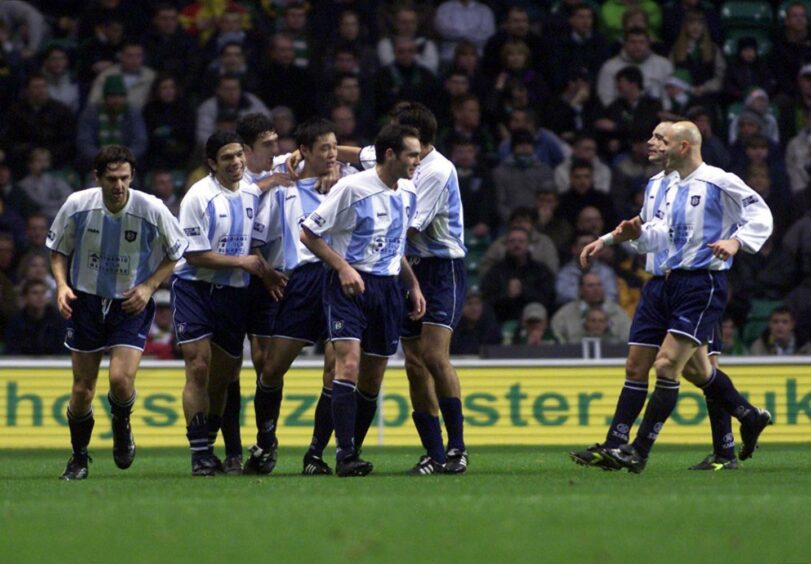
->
[49,145,188,480]
[300,124,426,477]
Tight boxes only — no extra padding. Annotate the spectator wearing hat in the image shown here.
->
[76,74,148,170]
[449,289,502,355]
[728,88,780,145]
[769,1,811,100]
[492,129,555,224]
[4,278,65,355]
[144,289,178,359]
[545,67,602,144]
[661,68,694,118]
[511,302,556,346]
[686,105,730,169]
[551,271,630,343]
[547,3,609,92]
[723,36,776,105]
[88,41,157,111]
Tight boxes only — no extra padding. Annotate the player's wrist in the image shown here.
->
[599,233,615,246]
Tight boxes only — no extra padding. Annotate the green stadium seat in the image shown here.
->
[720,1,774,30]
[501,320,518,346]
[742,298,784,345]
[722,29,772,57]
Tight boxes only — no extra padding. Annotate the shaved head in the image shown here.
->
[663,120,704,174]
[671,121,702,148]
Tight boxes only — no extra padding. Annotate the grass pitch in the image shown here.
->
[2,445,810,563]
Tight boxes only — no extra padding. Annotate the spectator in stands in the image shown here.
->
[686,105,730,169]
[786,114,811,193]
[0,254,16,340]
[483,6,544,81]
[0,1,46,62]
[662,0,722,49]
[196,74,269,147]
[258,33,314,121]
[450,288,502,355]
[450,39,489,99]
[668,10,725,106]
[479,207,559,276]
[728,109,782,175]
[746,164,790,241]
[76,74,148,171]
[437,93,497,162]
[76,13,124,88]
[436,67,472,129]
[22,213,48,255]
[199,41,257,99]
[769,1,811,101]
[582,306,619,342]
[574,206,605,238]
[547,3,609,92]
[451,137,498,238]
[378,4,438,75]
[276,2,312,70]
[15,249,54,303]
[601,0,662,44]
[374,36,440,117]
[554,134,610,194]
[496,109,565,168]
[556,160,617,229]
[486,40,550,113]
[556,231,619,305]
[179,0,250,46]
[781,209,811,286]
[723,36,776,105]
[324,73,375,140]
[40,45,80,114]
[534,189,574,261]
[331,105,365,147]
[88,41,156,111]
[720,315,748,356]
[319,9,377,83]
[492,129,555,224]
[198,6,257,68]
[434,0,496,64]
[143,2,200,91]
[777,64,811,145]
[17,148,73,222]
[143,289,178,359]
[660,69,695,119]
[143,74,195,170]
[597,27,672,107]
[551,271,631,343]
[512,302,555,346]
[4,278,64,355]
[148,169,180,216]
[271,106,296,138]
[545,67,602,145]
[750,306,811,355]
[612,130,660,204]
[0,158,37,222]
[595,66,662,156]
[6,73,76,175]
[0,233,17,283]
[731,135,789,199]
[728,88,780,145]
[480,226,556,323]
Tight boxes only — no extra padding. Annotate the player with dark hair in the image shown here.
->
[171,130,284,476]
[49,145,187,480]
[300,123,425,476]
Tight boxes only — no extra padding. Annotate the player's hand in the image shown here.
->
[339,265,365,297]
[121,284,153,314]
[707,239,741,261]
[241,255,266,277]
[407,285,426,321]
[316,167,340,194]
[614,219,641,241]
[256,172,293,192]
[580,239,605,268]
[262,269,288,301]
[285,150,303,180]
[56,284,77,320]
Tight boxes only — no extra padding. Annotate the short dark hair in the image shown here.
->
[394,102,437,145]
[571,158,593,173]
[616,66,643,89]
[217,73,242,87]
[94,145,136,176]
[509,206,538,224]
[205,130,243,164]
[21,278,47,296]
[294,117,337,149]
[510,128,535,150]
[624,26,650,40]
[25,72,47,86]
[374,124,420,164]
[236,113,276,147]
[770,305,793,319]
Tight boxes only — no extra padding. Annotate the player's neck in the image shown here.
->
[214,173,240,192]
[103,192,129,214]
[673,155,703,180]
[420,144,434,159]
[375,165,399,190]
[299,163,321,180]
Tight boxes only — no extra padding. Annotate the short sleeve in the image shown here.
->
[178,192,212,252]
[302,182,353,237]
[46,195,77,256]
[157,202,189,260]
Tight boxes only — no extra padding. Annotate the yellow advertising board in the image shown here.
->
[1,360,809,448]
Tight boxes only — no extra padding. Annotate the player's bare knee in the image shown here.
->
[71,382,95,408]
[653,356,680,381]
[624,356,650,382]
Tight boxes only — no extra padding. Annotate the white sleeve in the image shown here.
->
[359,145,377,170]
[251,189,281,247]
[157,203,189,260]
[410,170,448,231]
[719,175,774,254]
[302,183,353,237]
[628,218,670,254]
[46,195,77,256]
[178,192,211,252]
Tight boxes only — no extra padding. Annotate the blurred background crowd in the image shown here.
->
[1,0,810,359]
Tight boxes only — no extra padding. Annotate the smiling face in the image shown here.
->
[97,161,133,212]
[648,122,671,164]
[210,143,246,186]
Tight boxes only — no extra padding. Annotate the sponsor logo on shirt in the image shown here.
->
[742,195,757,207]
[690,195,701,207]
[125,230,137,242]
[184,227,201,237]
[246,207,253,219]
[87,252,131,275]
[216,234,248,255]
[310,213,326,227]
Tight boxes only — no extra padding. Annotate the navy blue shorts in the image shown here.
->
[664,270,727,346]
[628,276,668,348]
[65,290,155,353]
[245,274,281,339]
[708,322,722,356]
[401,256,467,339]
[273,262,327,344]
[324,269,404,357]
[170,276,248,358]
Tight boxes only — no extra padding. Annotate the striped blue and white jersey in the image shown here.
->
[47,188,187,299]
[631,163,773,271]
[302,168,418,276]
[174,175,263,287]
[244,160,287,269]
[356,146,466,258]
[637,170,679,276]
[256,162,358,272]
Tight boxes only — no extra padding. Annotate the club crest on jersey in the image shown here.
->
[690,195,701,207]
[246,207,253,219]
[125,230,137,242]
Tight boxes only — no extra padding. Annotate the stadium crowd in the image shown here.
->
[1,0,811,358]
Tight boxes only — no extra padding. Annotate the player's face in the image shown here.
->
[392,136,421,179]
[647,123,670,164]
[303,133,338,176]
[212,143,246,184]
[248,130,279,170]
[660,129,686,168]
[97,161,133,211]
